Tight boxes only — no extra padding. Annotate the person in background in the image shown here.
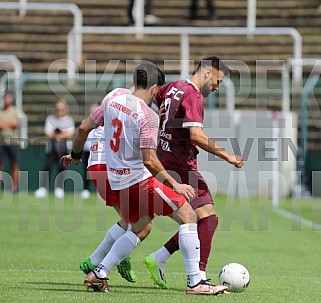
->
[0,92,20,194]
[189,0,218,20]
[80,103,100,200]
[127,0,160,25]
[34,99,75,199]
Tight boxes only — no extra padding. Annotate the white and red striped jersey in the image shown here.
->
[104,93,159,190]
[87,88,131,167]
[88,87,159,189]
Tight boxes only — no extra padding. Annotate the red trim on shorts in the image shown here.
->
[87,164,119,206]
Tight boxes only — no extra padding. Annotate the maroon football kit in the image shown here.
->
[155,80,213,209]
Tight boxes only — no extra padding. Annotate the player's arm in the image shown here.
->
[142,148,195,202]
[189,126,244,168]
[73,117,97,152]
[61,117,98,166]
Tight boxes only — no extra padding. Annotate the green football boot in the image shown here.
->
[79,257,96,275]
[143,255,168,289]
[116,257,137,283]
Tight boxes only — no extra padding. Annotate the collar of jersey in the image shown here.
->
[186,79,200,92]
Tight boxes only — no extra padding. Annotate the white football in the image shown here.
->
[218,263,250,292]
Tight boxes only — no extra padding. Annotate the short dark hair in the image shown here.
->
[133,62,165,89]
[156,67,165,87]
[193,56,230,76]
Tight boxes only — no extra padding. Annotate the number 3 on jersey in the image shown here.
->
[110,118,122,152]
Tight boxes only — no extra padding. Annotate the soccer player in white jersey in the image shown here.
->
[62,62,227,295]
[79,89,138,283]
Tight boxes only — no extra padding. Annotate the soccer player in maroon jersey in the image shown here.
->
[144,56,244,289]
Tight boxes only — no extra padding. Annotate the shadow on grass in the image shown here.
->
[25,282,80,286]
[24,281,182,293]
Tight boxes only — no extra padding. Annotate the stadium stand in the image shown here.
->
[1,0,321,73]
[0,0,320,152]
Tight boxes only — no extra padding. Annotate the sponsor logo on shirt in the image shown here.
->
[159,139,171,152]
[160,130,172,140]
[110,101,132,116]
[109,167,131,175]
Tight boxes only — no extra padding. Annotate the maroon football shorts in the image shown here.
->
[165,168,214,209]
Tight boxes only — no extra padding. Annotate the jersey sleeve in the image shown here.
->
[181,93,203,128]
[139,107,159,150]
[89,104,105,126]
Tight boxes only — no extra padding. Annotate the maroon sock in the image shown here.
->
[164,232,179,254]
[198,214,218,271]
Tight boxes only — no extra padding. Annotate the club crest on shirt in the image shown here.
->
[90,143,98,152]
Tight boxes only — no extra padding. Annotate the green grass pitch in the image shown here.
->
[1,192,321,302]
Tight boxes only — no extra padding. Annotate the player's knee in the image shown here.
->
[117,219,129,231]
[176,202,197,224]
[195,203,217,221]
[137,222,152,241]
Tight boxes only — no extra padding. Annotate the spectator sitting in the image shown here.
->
[0,92,20,194]
[34,100,75,199]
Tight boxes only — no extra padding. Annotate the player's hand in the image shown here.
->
[173,183,195,202]
[60,154,82,167]
[158,102,166,118]
[227,154,244,168]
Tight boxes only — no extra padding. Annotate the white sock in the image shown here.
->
[200,270,206,281]
[178,223,202,287]
[99,231,141,274]
[89,223,126,265]
[153,246,171,264]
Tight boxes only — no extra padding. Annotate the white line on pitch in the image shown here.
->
[274,208,321,231]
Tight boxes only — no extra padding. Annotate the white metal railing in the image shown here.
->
[0,55,22,111]
[0,2,83,68]
[282,58,321,112]
[130,0,257,37]
[247,0,257,34]
[281,58,321,194]
[67,26,302,83]
[0,55,28,147]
